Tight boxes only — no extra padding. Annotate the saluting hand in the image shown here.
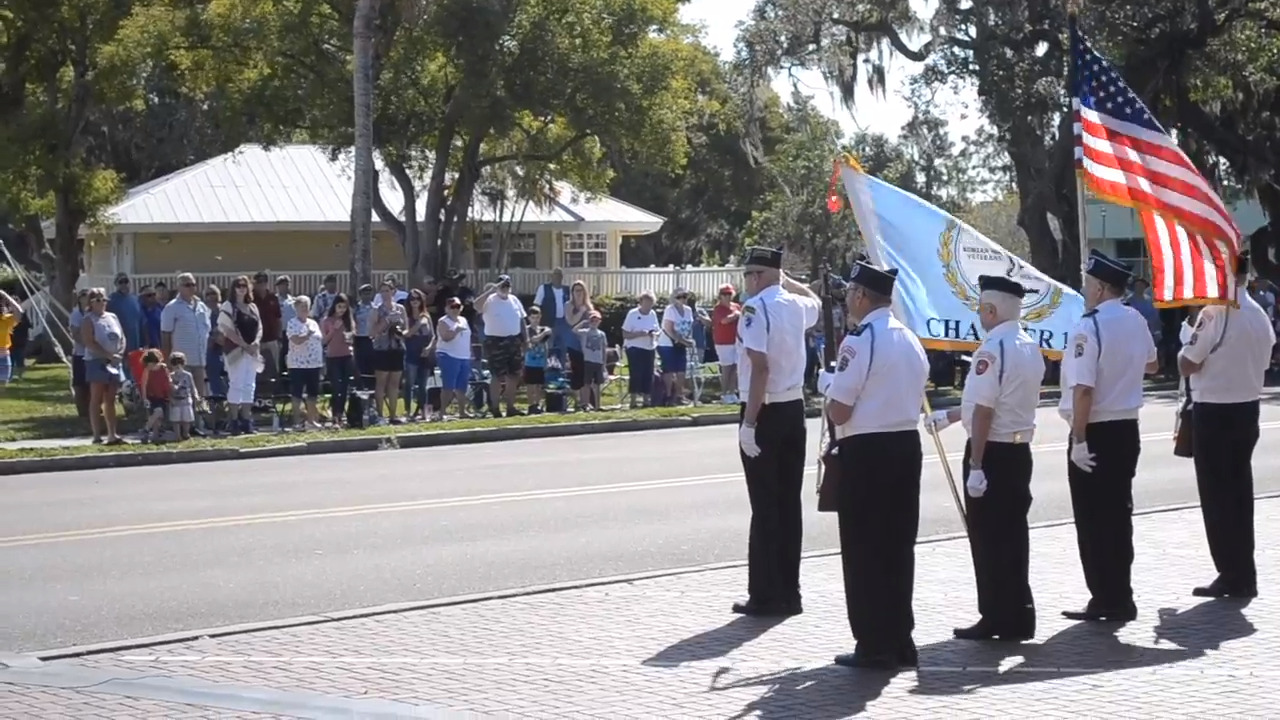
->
[738,422,762,458]
[1070,441,1097,472]
[966,468,987,498]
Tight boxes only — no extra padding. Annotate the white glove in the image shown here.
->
[926,410,953,434]
[966,468,988,498]
[1070,441,1097,472]
[817,370,835,395]
[739,423,762,458]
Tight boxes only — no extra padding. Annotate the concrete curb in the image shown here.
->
[30,482,1256,662]
[0,383,1179,477]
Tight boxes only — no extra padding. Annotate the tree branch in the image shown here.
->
[477,131,592,169]
[828,17,937,63]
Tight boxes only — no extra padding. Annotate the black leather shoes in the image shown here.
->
[1192,579,1257,599]
[834,652,899,671]
[953,620,1034,642]
[731,599,803,617]
[1061,604,1136,622]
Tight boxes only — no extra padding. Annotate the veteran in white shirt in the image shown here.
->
[731,246,821,620]
[928,274,1044,642]
[1058,249,1157,623]
[818,260,928,671]
[1179,249,1274,600]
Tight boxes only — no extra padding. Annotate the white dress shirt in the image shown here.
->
[1181,292,1275,404]
[736,284,820,398]
[1057,298,1156,423]
[961,320,1043,443]
[824,306,929,436]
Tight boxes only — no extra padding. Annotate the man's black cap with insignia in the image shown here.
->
[978,274,1028,299]
[848,260,898,296]
[1084,248,1132,287]
[742,246,783,269]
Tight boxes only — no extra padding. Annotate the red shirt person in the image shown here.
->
[710,284,742,403]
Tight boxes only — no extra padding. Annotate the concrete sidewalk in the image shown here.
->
[4,498,1278,719]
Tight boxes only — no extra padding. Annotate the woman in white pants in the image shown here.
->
[217,275,264,434]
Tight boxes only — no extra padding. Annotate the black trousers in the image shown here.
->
[739,399,807,604]
[1067,419,1140,609]
[837,430,922,656]
[963,440,1035,631]
[1192,400,1261,587]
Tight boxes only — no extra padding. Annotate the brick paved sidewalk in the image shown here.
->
[5,499,1279,719]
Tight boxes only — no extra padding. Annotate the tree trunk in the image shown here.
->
[349,0,378,291]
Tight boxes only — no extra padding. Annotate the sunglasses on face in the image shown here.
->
[182,282,196,288]
[675,294,688,300]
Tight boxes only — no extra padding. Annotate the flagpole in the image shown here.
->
[1077,174,1090,272]
[839,158,968,529]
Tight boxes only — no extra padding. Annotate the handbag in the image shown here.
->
[1173,377,1194,458]
[817,413,840,513]
[1173,308,1230,459]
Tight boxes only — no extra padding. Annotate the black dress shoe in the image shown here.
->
[897,644,919,668]
[731,599,802,617]
[1192,579,1257,599]
[1061,604,1137,622]
[834,652,899,671]
[953,620,1034,642]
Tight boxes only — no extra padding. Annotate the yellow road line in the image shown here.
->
[5,421,1277,547]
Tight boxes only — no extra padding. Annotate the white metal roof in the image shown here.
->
[87,144,666,234]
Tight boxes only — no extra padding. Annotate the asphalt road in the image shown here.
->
[4,390,1280,653]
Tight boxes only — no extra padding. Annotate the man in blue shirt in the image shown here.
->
[1126,278,1162,368]
[107,273,144,379]
[139,285,164,348]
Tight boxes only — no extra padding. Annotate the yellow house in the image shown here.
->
[77,144,716,297]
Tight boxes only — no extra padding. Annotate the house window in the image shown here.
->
[476,232,538,269]
[562,232,608,268]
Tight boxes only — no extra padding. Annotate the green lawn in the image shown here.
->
[0,364,98,443]
[0,363,741,460]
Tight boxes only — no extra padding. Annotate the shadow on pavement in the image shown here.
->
[1153,598,1256,651]
[909,604,1254,697]
[643,616,786,666]
[711,664,894,720]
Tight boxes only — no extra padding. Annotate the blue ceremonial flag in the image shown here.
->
[839,160,1085,359]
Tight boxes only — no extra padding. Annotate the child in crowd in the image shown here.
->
[139,349,171,443]
[575,311,607,411]
[168,351,197,441]
[523,307,552,414]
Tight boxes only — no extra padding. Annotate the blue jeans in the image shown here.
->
[9,347,24,377]
[0,354,10,385]
[206,347,227,397]
[438,353,471,391]
[402,359,434,413]
[326,356,355,417]
[551,318,574,365]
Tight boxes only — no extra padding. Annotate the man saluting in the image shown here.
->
[819,259,928,670]
[929,275,1044,641]
[732,246,821,617]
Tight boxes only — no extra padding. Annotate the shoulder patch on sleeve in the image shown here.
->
[742,304,756,315]
[1187,331,1199,346]
[1074,341,1086,358]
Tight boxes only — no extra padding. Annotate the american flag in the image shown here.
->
[1070,18,1240,305]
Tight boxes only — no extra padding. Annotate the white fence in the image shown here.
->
[85,267,743,300]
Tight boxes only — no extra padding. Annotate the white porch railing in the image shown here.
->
[84,267,744,300]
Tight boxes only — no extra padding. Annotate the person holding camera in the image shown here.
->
[371,279,408,424]
[477,274,529,418]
